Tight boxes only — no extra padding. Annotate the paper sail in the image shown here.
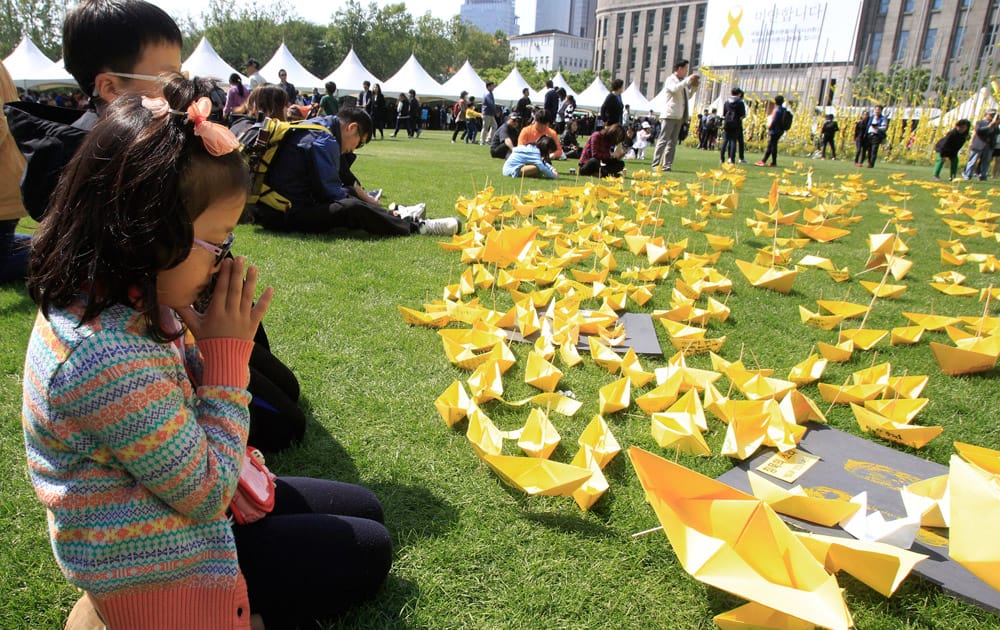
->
[851,404,943,449]
[517,408,561,459]
[628,448,853,630]
[524,350,563,393]
[713,602,816,630]
[838,491,921,549]
[949,452,1000,591]
[480,452,592,496]
[735,259,798,294]
[577,415,621,468]
[900,474,950,528]
[434,380,472,427]
[747,472,860,527]
[779,390,827,425]
[787,354,828,385]
[794,532,927,597]
[598,377,631,415]
[570,446,609,511]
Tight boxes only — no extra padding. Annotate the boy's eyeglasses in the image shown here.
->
[193,232,235,265]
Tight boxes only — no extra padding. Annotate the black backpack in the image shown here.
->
[4,101,90,221]
[780,108,794,131]
[723,101,742,127]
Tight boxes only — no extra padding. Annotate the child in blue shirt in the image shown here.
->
[502,135,559,179]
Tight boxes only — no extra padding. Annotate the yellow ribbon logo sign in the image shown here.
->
[722,7,744,47]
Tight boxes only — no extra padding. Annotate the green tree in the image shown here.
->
[0,0,65,59]
[193,0,294,74]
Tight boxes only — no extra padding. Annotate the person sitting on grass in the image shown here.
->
[517,108,563,159]
[560,118,581,160]
[502,134,559,179]
[489,112,522,159]
[229,84,288,136]
[25,75,392,630]
[933,118,971,181]
[578,123,627,178]
[251,106,460,236]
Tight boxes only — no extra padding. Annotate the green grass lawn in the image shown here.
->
[2,130,999,629]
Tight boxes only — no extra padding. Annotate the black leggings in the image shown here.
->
[579,157,625,177]
[248,343,305,453]
[234,477,393,629]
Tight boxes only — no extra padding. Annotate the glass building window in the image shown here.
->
[663,8,672,32]
[922,29,937,60]
[878,0,890,15]
[617,14,625,35]
[896,30,910,62]
[647,10,656,33]
[632,12,639,35]
[679,6,688,31]
[952,26,966,57]
[696,4,706,30]
[869,32,882,65]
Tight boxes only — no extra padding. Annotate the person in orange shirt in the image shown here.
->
[517,109,562,160]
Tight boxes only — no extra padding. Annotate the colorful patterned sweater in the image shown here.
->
[22,302,255,629]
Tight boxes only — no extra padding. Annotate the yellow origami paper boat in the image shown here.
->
[628,448,853,630]
[795,224,852,242]
[651,409,711,456]
[929,282,978,297]
[466,404,504,456]
[816,300,869,319]
[890,326,924,345]
[517,408,561,459]
[818,383,885,405]
[735,259,798,294]
[577,415,621,468]
[900,474,949,528]
[863,398,928,424]
[467,359,504,403]
[636,374,682,414]
[480,453,592,496]
[599,377,631,415]
[794,532,926,597]
[950,444,1000,591]
[779,390,828,425]
[902,312,960,331]
[787,354,828,385]
[620,348,655,387]
[747,472,860,527]
[799,306,845,330]
[851,404,943,449]
[398,304,451,327]
[839,328,888,351]
[860,280,908,298]
[434,380,471,427]
[524,351,563,393]
[570,447,609,511]
[929,340,999,375]
[817,339,854,363]
[713,602,816,630]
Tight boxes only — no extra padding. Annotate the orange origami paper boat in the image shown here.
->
[628,448,853,630]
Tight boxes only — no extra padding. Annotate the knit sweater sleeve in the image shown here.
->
[47,330,251,522]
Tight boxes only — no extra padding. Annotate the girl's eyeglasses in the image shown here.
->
[192,232,235,265]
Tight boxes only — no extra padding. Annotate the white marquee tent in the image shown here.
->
[621,81,652,114]
[928,87,997,127]
[550,72,577,98]
[3,37,74,87]
[441,60,487,100]
[575,77,609,110]
[493,66,533,104]
[381,54,445,99]
[322,48,380,94]
[183,37,246,84]
[260,42,323,90]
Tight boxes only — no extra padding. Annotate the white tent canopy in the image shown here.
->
[183,37,246,85]
[621,81,651,114]
[441,60,487,100]
[381,54,445,99]
[3,37,74,87]
[493,66,533,104]
[260,42,323,90]
[322,48,380,94]
[575,77,609,110]
[550,72,577,98]
[928,87,996,127]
